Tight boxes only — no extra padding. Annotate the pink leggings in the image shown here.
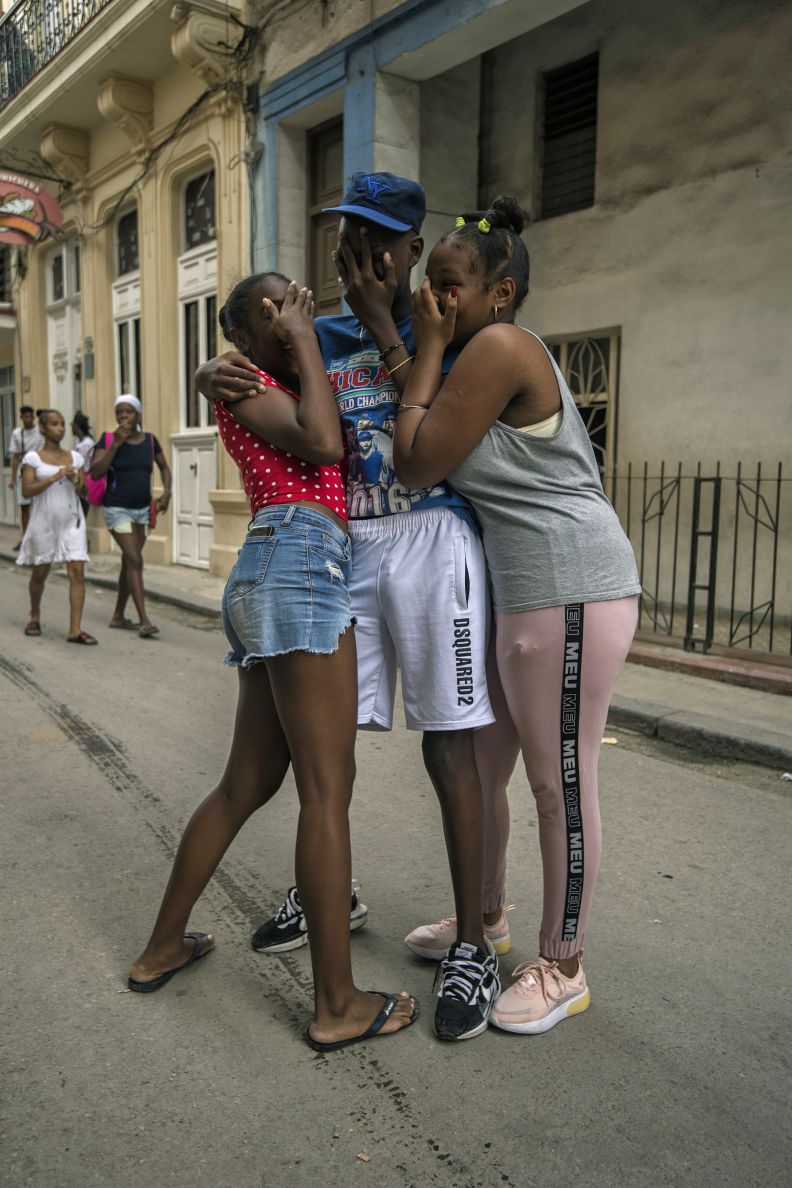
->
[474,597,638,959]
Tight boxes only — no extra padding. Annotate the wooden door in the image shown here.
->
[308,120,343,316]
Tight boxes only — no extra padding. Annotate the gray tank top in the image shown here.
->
[447,330,641,613]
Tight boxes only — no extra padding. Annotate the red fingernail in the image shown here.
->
[450,286,458,298]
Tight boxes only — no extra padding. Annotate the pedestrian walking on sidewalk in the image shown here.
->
[128,274,418,1053]
[72,411,95,519]
[16,408,96,645]
[393,197,641,1036]
[8,404,44,550]
[89,395,171,638]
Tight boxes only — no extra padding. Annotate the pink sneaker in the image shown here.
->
[404,906,515,961]
[490,955,589,1034]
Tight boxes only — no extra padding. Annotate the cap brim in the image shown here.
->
[322,204,414,233]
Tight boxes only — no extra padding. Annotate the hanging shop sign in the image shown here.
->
[0,172,63,245]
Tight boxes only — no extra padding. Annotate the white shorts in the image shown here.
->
[349,508,494,731]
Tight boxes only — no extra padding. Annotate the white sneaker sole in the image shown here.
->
[433,1015,491,1041]
[253,908,368,953]
[490,987,590,1034]
[405,939,451,961]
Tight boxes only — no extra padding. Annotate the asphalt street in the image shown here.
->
[1,561,790,1188]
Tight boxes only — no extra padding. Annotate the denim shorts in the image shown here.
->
[222,504,353,665]
[104,505,150,533]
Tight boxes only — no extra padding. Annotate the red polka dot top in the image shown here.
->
[212,370,348,522]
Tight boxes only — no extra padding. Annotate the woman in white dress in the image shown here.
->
[17,409,97,645]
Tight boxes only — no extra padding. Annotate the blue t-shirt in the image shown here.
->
[315,314,474,524]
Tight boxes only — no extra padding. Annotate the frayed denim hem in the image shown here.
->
[223,619,355,667]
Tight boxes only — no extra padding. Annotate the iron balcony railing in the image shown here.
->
[0,0,114,109]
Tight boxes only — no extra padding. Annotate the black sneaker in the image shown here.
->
[250,879,368,953]
[433,940,500,1041]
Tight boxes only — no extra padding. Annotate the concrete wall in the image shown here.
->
[250,0,406,85]
[478,0,792,472]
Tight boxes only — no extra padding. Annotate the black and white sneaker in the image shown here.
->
[433,940,500,1041]
[250,880,368,953]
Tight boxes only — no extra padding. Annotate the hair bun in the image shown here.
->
[489,195,527,236]
[218,303,232,341]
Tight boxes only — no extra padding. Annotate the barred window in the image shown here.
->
[0,249,11,304]
[548,331,619,475]
[117,209,139,275]
[540,53,598,219]
[184,170,216,250]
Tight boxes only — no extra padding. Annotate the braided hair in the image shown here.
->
[218,271,290,342]
[443,195,530,310]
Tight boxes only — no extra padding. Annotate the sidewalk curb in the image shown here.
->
[608,695,792,769]
[5,546,788,770]
[0,548,222,620]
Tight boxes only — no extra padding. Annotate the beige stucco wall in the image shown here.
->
[478,0,792,472]
[2,4,249,568]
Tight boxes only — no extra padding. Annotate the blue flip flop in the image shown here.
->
[306,991,420,1052]
[128,931,213,994]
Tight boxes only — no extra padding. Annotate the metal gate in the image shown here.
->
[609,463,790,661]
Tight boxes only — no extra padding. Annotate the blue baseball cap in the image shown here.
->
[323,171,426,233]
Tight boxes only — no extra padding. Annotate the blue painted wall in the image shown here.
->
[254,0,508,269]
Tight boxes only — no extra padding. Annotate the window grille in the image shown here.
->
[0,249,11,304]
[184,171,216,250]
[51,251,64,301]
[540,53,598,219]
[548,331,619,475]
[117,209,139,275]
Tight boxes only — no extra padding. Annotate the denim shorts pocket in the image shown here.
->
[309,529,351,565]
[227,537,277,602]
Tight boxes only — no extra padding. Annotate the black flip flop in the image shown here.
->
[127,931,213,994]
[67,632,98,645]
[306,991,420,1053]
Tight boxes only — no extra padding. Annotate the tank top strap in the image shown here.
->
[520,327,578,413]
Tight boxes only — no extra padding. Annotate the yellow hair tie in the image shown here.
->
[454,216,465,228]
[477,218,491,233]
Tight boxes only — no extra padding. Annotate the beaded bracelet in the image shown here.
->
[380,341,406,360]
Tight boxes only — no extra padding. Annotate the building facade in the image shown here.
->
[2,0,789,651]
[0,0,251,569]
[233,0,790,653]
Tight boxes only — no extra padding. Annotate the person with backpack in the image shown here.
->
[89,395,171,638]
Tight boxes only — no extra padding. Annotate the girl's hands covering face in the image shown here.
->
[263,281,316,348]
[411,278,457,352]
